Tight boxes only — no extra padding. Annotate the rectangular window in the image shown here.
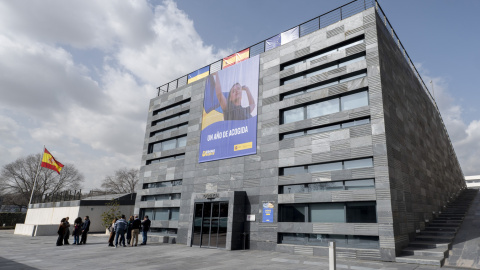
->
[281,184,305,194]
[279,233,378,248]
[280,204,306,222]
[306,99,340,119]
[279,202,376,224]
[283,107,304,124]
[343,158,373,169]
[308,162,342,173]
[346,202,377,223]
[309,203,345,223]
[170,208,179,221]
[177,136,187,148]
[344,179,375,190]
[339,72,366,83]
[142,180,183,189]
[307,124,341,135]
[283,166,306,176]
[340,91,368,111]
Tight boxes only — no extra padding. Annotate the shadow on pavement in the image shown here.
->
[0,256,39,270]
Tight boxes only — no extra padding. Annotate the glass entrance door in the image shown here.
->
[192,202,228,248]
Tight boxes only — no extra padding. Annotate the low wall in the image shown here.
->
[14,224,35,236]
[14,224,60,236]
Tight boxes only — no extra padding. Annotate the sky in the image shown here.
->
[0,0,479,191]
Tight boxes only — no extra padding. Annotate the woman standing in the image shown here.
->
[107,218,117,247]
[72,217,82,245]
[126,216,134,245]
[56,218,67,246]
[63,217,70,245]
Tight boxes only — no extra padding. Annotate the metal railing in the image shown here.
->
[30,189,116,204]
[156,0,375,96]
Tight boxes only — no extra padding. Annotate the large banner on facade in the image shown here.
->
[199,55,259,163]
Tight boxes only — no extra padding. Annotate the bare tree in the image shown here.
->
[101,168,139,194]
[0,153,84,209]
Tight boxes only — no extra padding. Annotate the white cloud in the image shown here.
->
[0,0,225,190]
[419,68,480,176]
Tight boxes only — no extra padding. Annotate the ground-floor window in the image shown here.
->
[279,233,379,249]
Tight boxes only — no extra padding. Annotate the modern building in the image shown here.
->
[465,175,480,188]
[134,0,466,262]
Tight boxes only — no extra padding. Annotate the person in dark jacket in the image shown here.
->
[114,215,128,248]
[126,216,134,245]
[72,217,82,245]
[130,215,141,246]
[56,218,67,246]
[63,217,70,245]
[79,216,90,245]
[140,215,151,245]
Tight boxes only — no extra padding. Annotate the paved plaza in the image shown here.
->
[0,230,471,270]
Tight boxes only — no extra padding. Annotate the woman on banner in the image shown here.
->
[213,73,255,121]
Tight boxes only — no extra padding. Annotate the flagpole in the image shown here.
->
[28,145,45,207]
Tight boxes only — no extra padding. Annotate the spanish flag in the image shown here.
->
[222,48,250,69]
[41,148,64,174]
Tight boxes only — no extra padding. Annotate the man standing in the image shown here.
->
[140,215,151,245]
[131,215,141,246]
[114,215,128,248]
[79,216,90,245]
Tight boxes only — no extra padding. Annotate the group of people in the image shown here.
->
[57,216,90,246]
[107,215,151,248]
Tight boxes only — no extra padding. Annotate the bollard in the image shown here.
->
[329,241,336,270]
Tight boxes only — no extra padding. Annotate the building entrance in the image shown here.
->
[192,202,228,248]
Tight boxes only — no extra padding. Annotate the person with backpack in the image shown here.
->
[140,215,151,245]
[114,215,128,248]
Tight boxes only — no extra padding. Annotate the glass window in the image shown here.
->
[170,208,179,220]
[154,209,169,220]
[155,194,170,201]
[338,56,366,67]
[308,162,342,173]
[309,203,345,223]
[280,233,307,245]
[283,166,306,176]
[339,72,367,83]
[143,209,154,220]
[283,107,305,124]
[324,181,344,191]
[280,204,306,222]
[341,121,355,128]
[172,180,182,186]
[171,193,181,200]
[282,184,305,194]
[282,131,304,139]
[346,202,376,223]
[283,62,301,70]
[161,139,177,151]
[307,124,341,135]
[177,136,187,148]
[354,118,370,126]
[283,91,304,99]
[344,179,374,190]
[308,234,347,247]
[306,98,339,119]
[151,142,162,153]
[159,156,175,162]
[347,235,379,249]
[341,91,368,111]
[343,158,373,169]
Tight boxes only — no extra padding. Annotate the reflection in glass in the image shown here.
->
[283,107,305,124]
[306,99,339,119]
[343,158,373,169]
[308,162,342,173]
[340,91,368,111]
[309,203,345,223]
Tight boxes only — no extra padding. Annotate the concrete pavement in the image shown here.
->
[0,230,472,270]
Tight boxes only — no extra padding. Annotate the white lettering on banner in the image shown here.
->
[206,126,249,141]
